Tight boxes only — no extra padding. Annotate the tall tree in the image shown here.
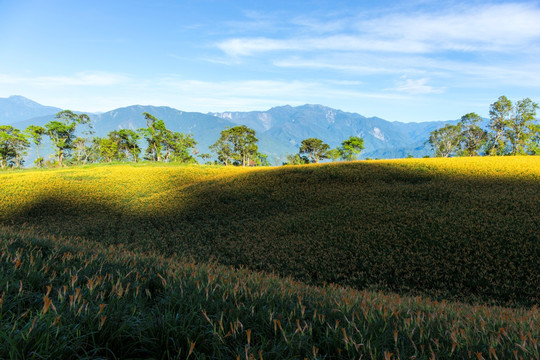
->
[529,124,540,155]
[108,129,141,162]
[326,148,341,162]
[73,137,91,165]
[163,131,198,163]
[299,138,329,163]
[45,110,92,167]
[339,136,364,161]
[0,125,30,169]
[507,98,539,155]
[458,113,487,156]
[210,125,258,166]
[428,123,462,157]
[138,112,167,162]
[97,137,119,163]
[487,96,512,156]
[24,125,46,167]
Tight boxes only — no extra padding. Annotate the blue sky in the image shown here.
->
[0,0,539,122]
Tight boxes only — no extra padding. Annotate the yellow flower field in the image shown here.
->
[1,157,539,306]
[0,157,539,359]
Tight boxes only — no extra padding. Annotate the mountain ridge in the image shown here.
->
[1,95,460,161]
[0,95,62,124]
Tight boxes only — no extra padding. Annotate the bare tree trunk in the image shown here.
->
[58,150,63,167]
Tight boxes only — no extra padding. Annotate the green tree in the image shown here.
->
[254,152,271,166]
[428,123,462,157]
[108,129,141,162]
[529,124,540,155]
[458,113,487,156]
[210,125,258,166]
[0,125,30,169]
[487,96,512,155]
[45,110,92,167]
[339,136,364,161]
[326,148,341,162]
[198,153,212,164]
[507,98,539,155]
[283,153,309,165]
[138,112,167,162]
[73,137,91,165]
[24,125,46,167]
[96,137,118,163]
[163,131,198,163]
[299,138,329,163]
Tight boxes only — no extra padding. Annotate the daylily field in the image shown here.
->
[0,157,538,359]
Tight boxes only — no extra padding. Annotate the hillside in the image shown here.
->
[0,95,61,124]
[212,105,456,158]
[1,157,538,306]
[1,157,539,358]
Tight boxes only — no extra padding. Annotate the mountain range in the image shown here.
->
[1,95,458,163]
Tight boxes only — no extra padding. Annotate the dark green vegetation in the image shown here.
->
[429,96,539,157]
[0,227,538,359]
[1,158,539,358]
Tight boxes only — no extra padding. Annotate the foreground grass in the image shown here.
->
[1,157,539,307]
[1,227,538,359]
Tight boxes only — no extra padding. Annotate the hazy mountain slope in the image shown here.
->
[3,96,467,162]
[213,104,460,158]
[0,95,61,124]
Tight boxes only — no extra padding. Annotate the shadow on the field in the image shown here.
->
[4,161,540,306]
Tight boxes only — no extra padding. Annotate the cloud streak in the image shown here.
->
[391,77,444,95]
[0,71,129,88]
[217,3,540,56]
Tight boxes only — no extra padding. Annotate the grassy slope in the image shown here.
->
[1,157,539,358]
[1,158,539,306]
[0,227,538,359]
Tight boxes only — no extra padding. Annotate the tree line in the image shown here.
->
[0,110,365,169]
[282,136,364,165]
[428,96,539,157]
[0,111,201,169]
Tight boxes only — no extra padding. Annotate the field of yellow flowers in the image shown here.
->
[0,157,539,358]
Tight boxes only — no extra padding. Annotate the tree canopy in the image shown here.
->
[299,138,330,163]
[45,110,92,167]
[0,125,30,169]
[24,125,46,167]
[210,125,259,166]
[429,96,539,157]
[339,136,364,161]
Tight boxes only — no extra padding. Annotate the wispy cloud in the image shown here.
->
[157,78,411,103]
[217,36,430,57]
[0,71,129,87]
[391,77,444,95]
[217,3,540,56]
[364,3,540,53]
[273,56,419,75]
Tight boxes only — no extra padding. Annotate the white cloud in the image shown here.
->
[273,57,420,75]
[392,77,444,95]
[365,3,540,52]
[217,3,540,56]
[157,78,411,103]
[217,35,430,57]
[0,71,129,88]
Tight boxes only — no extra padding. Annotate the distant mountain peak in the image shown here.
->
[8,95,43,106]
[1,96,458,160]
[0,95,62,124]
